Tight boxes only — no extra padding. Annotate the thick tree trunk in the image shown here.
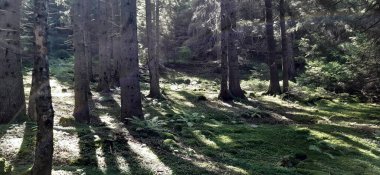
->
[97,0,111,92]
[73,0,90,123]
[228,0,245,99]
[218,0,233,101]
[31,0,55,174]
[280,0,289,93]
[146,0,161,98]
[265,0,281,95]
[0,0,26,124]
[111,0,121,87]
[120,0,143,119]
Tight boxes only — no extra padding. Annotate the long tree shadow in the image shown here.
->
[11,122,36,173]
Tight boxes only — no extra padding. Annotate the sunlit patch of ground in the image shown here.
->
[1,61,380,175]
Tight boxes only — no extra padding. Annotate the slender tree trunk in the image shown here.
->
[0,0,26,124]
[288,14,296,80]
[280,0,289,93]
[120,0,143,119]
[73,0,90,123]
[228,0,245,99]
[155,0,161,69]
[219,0,233,101]
[97,0,111,92]
[84,0,94,83]
[146,0,161,98]
[265,0,281,95]
[111,0,121,87]
[31,0,55,174]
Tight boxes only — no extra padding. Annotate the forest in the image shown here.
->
[0,0,380,174]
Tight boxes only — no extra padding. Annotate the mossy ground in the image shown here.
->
[0,59,379,175]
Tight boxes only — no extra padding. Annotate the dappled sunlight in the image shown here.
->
[0,124,25,161]
[192,130,219,149]
[307,128,379,159]
[217,135,233,144]
[53,128,80,164]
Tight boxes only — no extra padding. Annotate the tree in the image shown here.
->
[146,0,162,98]
[120,0,143,119]
[111,0,121,87]
[280,0,289,93]
[265,0,281,95]
[72,0,90,123]
[218,0,233,101]
[97,0,111,92]
[31,0,55,174]
[0,0,26,124]
[227,0,245,99]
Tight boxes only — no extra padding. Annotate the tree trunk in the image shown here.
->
[218,0,233,101]
[84,0,94,83]
[72,0,90,123]
[97,0,111,92]
[0,0,26,124]
[228,0,245,99]
[111,0,121,87]
[31,0,55,174]
[265,0,281,95]
[288,14,296,80]
[146,0,161,98]
[120,0,143,120]
[280,0,289,93]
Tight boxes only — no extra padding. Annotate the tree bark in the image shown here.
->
[111,0,121,87]
[97,0,111,92]
[265,0,281,95]
[280,0,289,93]
[0,0,26,124]
[31,0,55,174]
[84,0,94,83]
[120,0,143,120]
[72,0,90,123]
[228,0,245,99]
[218,0,233,101]
[146,0,161,98]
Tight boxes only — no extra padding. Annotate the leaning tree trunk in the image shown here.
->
[120,0,143,120]
[218,0,233,101]
[280,0,289,93]
[97,0,111,92]
[72,0,90,123]
[146,0,161,98]
[265,0,281,95]
[0,0,26,124]
[228,0,245,99]
[31,0,55,174]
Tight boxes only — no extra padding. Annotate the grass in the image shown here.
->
[0,59,379,175]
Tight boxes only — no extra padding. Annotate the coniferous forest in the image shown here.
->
[1,0,380,174]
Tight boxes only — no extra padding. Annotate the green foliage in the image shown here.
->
[177,46,192,61]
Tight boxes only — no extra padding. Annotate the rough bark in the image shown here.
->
[120,0,143,119]
[72,0,90,123]
[280,0,289,93]
[146,0,161,98]
[97,0,111,92]
[84,0,94,83]
[227,0,245,99]
[111,0,121,87]
[218,0,233,101]
[31,0,55,174]
[265,0,282,95]
[0,0,26,124]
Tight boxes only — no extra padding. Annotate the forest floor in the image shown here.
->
[1,58,380,175]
